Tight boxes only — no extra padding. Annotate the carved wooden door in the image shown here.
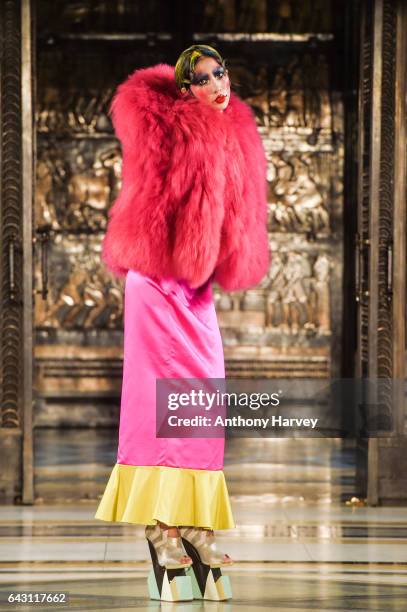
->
[355,0,406,504]
[29,0,354,502]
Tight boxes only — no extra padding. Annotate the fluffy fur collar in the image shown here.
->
[102,63,270,291]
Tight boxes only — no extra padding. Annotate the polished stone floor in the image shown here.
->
[0,434,406,610]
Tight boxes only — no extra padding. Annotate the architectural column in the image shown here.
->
[0,0,34,503]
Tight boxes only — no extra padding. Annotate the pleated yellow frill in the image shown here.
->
[94,463,236,530]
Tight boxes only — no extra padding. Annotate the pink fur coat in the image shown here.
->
[102,63,270,291]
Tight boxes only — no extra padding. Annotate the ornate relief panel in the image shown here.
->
[216,53,343,377]
[34,1,344,421]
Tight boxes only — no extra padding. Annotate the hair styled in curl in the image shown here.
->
[174,44,226,91]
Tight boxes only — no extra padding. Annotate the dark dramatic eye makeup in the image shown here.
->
[191,66,226,86]
[213,67,225,79]
[191,73,209,86]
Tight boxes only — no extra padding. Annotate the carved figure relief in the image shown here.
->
[36,159,61,230]
[37,88,114,135]
[268,153,329,234]
[262,249,331,334]
[36,243,123,329]
[35,45,341,356]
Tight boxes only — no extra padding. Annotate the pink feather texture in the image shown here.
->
[102,63,270,291]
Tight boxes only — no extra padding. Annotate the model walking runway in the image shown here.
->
[93,43,270,602]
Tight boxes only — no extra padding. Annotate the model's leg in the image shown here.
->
[202,528,233,563]
[179,526,233,601]
[156,521,192,564]
[145,522,193,601]
[180,526,233,565]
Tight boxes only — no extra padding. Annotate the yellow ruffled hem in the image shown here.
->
[94,463,236,530]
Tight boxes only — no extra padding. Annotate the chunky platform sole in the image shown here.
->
[181,537,232,601]
[147,539,193,601]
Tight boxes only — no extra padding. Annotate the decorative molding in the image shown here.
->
[0,0,23,428]
[377,0,396,380]
[357,0,374,376]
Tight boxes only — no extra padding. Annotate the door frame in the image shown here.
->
[21,0,35,504]
[0,0,34,504]
[356,0,406,504]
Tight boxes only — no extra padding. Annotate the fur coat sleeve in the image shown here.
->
[102,63,270,291]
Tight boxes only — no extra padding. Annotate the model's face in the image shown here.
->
[189,56,230,111]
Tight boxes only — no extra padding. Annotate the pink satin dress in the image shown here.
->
[117,269,225,469]
[95,269,235,528]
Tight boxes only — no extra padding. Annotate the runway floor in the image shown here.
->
[0,434,406,610]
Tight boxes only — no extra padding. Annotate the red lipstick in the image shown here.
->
[215,94,227,104]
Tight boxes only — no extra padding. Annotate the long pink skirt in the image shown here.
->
[95,269,235,528]
[117,269,225,469]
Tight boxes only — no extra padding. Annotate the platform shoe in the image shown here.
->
[180,527,233,601]
[145,525,193,602]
